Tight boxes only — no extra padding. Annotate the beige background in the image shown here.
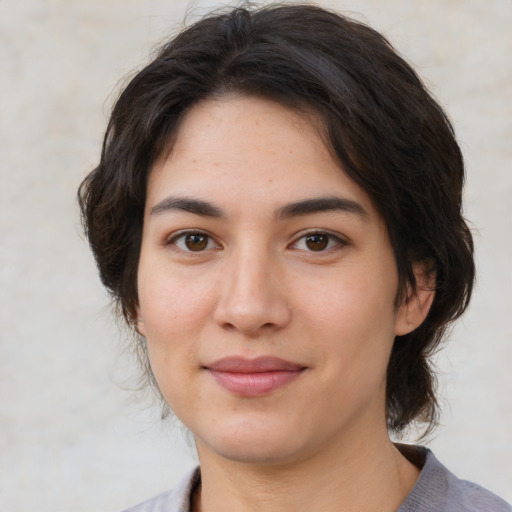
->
[1,1,511,510]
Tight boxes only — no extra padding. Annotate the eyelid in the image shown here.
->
[165,229,222,252]
[289,229,348,251]
[163,228,347,253]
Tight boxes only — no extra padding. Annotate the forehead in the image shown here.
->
[147,95,379,222]
[163,94,327,169]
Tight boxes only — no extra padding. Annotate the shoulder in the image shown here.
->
[398,445,511,512]
[121,467,200,512]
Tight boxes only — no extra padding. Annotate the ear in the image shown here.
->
[135,307,147,337]
[395,263,435,336]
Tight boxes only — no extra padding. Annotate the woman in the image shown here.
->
[78,4,510,511]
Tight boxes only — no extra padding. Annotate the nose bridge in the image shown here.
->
[213,239,290,334]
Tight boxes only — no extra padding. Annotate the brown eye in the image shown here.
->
[171,231,220,252]
[170,231,220,253]
[291,231,345,253]
[305,234,329,251]
[185,233,209,251]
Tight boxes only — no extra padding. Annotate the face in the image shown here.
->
[137,95,425,466]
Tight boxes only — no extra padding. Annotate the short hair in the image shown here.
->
[78,3,475,435]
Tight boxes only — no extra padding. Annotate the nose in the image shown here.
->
[212,248,292,336]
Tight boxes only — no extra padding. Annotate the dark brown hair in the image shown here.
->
[78,3,475,434]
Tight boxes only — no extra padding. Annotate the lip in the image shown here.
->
[204,356,306,397]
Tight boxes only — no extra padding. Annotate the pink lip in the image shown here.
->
[204,357,306,397]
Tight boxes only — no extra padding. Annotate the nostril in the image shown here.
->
[220,322,237,332]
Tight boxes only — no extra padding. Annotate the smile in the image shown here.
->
[204,356,306,397]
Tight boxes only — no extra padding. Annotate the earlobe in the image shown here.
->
[395,264,435,336]
[135,307,147,337]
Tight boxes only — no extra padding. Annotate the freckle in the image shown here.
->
[268,179,273,183]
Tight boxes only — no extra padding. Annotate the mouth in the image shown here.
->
[203,356,306,397]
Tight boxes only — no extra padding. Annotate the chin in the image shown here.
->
[196,418,307,466]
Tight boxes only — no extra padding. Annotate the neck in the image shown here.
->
[192,428,420,512]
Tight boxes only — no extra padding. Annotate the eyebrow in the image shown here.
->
[150,195,369,221]
[150,197,224,217]
[275,196,369,220]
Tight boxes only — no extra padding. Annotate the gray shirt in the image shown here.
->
[122,446,511,512]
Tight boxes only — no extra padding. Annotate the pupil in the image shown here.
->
[186,234,208,251]
[306,234,328,251]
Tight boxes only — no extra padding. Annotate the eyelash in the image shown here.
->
[289,230,347,253]
[166,230,221,253]
[166,229,347,255]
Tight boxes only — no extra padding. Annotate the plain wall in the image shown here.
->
[1,1,511,510]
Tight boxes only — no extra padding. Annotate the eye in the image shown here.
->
[291,231,346,252]
[169,231,219,252]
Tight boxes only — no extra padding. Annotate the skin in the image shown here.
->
[137,95,434,512]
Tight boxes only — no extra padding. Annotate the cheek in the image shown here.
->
[138,261,216,338]
[303,269,397,329]
[139,280,208,412]
[297,266,398,367]
[136,266,217,395]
